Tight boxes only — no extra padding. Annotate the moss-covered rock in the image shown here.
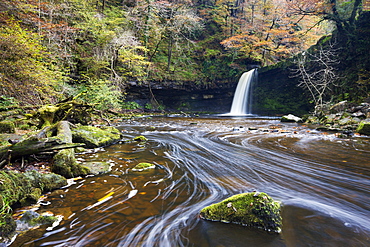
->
[72,125,121,148]
[200,192,282,233]
[0,120,15,133]
[0,170,67,239]
[357,121,370,135]
[133,135,148,142]
[52,149,90,178]
[132,162,156,172]
[0,214,16,238]
[18,211,58,227]
[52,121,90,178]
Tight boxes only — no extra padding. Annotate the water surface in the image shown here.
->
[12,116,370,247]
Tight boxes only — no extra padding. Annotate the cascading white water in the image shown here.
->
[227,68,257,116]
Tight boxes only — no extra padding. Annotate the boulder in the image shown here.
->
[72,125,121,148]
[281,114,302,123]
[52,121,89,178]
[133,135,148,142]
[199,192,282,233]
[357,121,370,135]
[132,162,156,172]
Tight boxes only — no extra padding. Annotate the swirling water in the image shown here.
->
[12,117,370,247]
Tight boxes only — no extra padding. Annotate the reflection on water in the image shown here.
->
[11,117,370,247]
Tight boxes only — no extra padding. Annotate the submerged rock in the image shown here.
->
[199,192,282,233]
[281,114,302,123]
[83,161,111,174]
[132,162,156,172]
[72,125,122,148]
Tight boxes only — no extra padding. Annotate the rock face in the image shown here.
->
[72,125,121,148]
[199,192,282,233]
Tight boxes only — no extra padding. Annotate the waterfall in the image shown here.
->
[227,68,257,116]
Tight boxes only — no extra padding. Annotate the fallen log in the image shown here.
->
[0,136,85,169]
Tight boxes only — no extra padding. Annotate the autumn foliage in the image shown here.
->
[0,0,368,106]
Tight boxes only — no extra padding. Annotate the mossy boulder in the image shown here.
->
[357,121,370,135]
[0,171,67,209]
[52,149,90,178]
[132,162,156,172]
[199,192,282,233]
[133,135,148,142]
[72,125,121,148]
[0,120,15,133]
[0,170,67,238]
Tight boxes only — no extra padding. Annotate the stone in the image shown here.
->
[356,121,370,135]
[338,117,352,126]
[199,192,282,233]
[132,162,156,172]
[281,114,302,123]
[72,125,122,148]
[133,135,148,142]
[83,161,111,174]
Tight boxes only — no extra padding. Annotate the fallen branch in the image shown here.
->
[0,125,85,169]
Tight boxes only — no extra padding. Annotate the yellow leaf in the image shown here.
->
[98,192,115,202]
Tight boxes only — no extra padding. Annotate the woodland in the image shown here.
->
[0,0,370,243]
[0,0,368,112]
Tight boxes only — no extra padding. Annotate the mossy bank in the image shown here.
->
[0,170,67,239]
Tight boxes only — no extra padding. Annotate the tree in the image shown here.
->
[292,41,340,115]
[285,0,364,36]
[219,0,326,65]
[0,19,63,105]
[129,0,203,77]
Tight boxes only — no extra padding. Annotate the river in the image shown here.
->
[11,116,370,247]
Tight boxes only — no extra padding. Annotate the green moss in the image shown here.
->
[133,135,148,142]
[357,121,370,135]
[132,162,156,172]
[200,192,282,233]
[38,105,59,127]
[0,121,15,133]
[52,149,90,178]
[0,170,67,238]
[72,125,121,148]
[0,214,16,237]
[19,211,58,227]
[30,215,57,226]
